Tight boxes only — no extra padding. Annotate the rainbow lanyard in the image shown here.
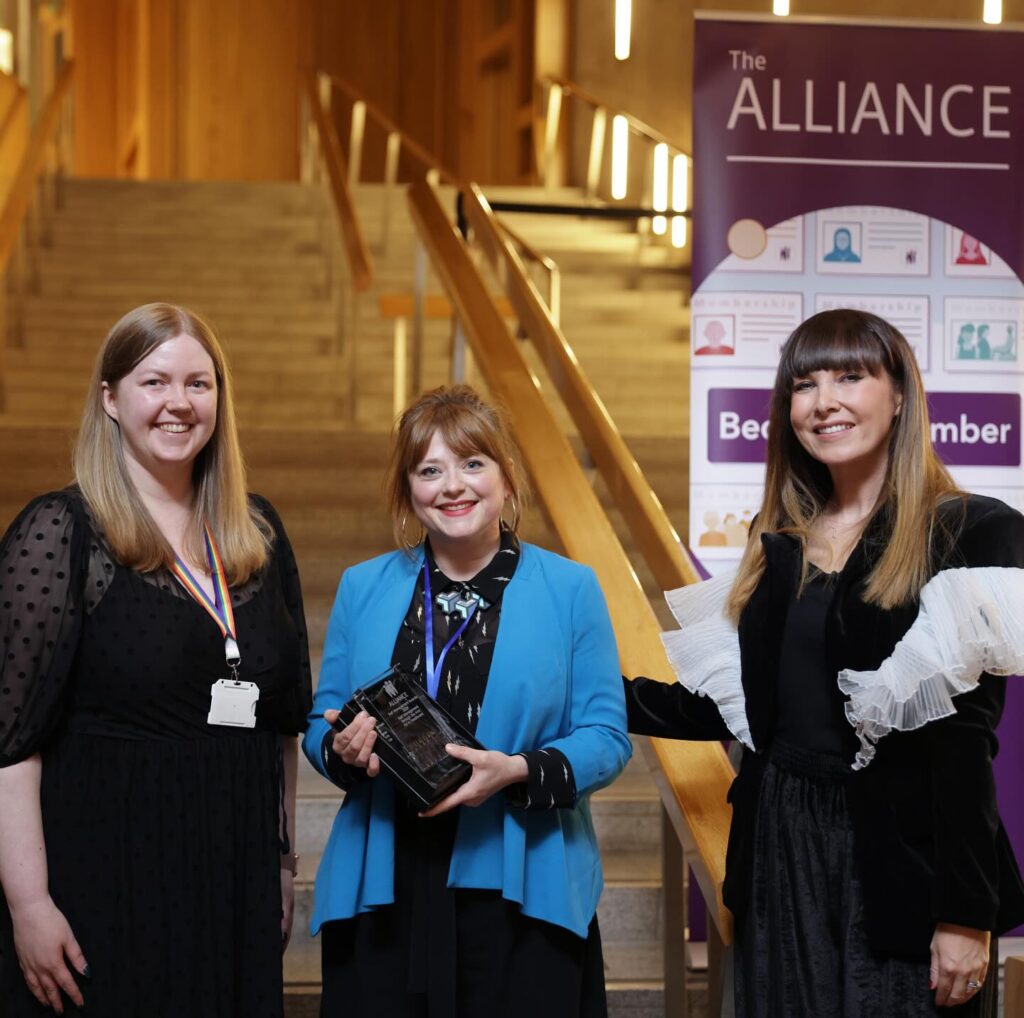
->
[170,523,241,672]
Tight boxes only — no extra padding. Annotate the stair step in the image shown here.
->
[1,174,696,1009]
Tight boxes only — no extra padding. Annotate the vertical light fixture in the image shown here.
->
[611,115,629,200]
[983,0,1002,24]
[671,154,689,248]
[615,0,632,61]
[671,215,688,248]
[773,0,791,15]
[652,143,669,235]
[0,30,12,75]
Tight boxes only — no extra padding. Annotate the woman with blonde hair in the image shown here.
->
[626,309,1024,1015]
[304,384,631,1017]
[0,304,312,1016]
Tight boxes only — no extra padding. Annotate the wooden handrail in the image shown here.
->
[322,71,459,187]
[0,61,73,274]
[464,182,701,591]
[302,70,373,293]
[316,69,560,294]
[496,218,557,274]
[408,179,734,942]
[540,73,689,156]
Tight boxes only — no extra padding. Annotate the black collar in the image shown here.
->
[424,528,520,605]
[760,502,893,585]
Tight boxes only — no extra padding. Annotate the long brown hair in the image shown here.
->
[384,384,529,551]
[73,303,271,582]
[726,309,962,621]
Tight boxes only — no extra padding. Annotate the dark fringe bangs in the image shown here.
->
[778,308,902,388]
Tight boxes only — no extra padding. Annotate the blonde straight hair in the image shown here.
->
[73,303,271,583]
[726,309,963,623]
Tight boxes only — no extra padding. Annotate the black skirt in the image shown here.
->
[319,802,607,1018]
[734,740,998,1018]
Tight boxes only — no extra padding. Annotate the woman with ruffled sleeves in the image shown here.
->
[0,304,312,1017]
[625,309,1024,1017]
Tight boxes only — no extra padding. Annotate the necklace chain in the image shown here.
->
[823,506,873,542]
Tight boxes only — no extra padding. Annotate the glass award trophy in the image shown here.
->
[338,666,485,809]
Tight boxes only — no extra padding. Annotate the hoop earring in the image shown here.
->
[400,513,425,550]
[505,496,520,532]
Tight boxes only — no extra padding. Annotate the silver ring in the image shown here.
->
[966,979,983,991]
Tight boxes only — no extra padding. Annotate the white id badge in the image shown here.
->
[208,679,260,728]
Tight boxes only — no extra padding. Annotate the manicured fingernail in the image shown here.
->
[81,965,92,979]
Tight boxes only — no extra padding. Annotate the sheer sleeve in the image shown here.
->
[0,492,87,766]
[253,496,313,735]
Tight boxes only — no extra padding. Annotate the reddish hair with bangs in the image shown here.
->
[384,385,529,551]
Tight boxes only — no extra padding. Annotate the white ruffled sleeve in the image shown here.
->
[660,569,753,750]
[838,567,1024,770]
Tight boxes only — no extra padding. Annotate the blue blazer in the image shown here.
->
[302,542,631,938]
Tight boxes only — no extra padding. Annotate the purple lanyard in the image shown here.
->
[423,561,478,700]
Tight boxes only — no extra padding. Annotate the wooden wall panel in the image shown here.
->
[71,0,312,181]
[70,0,119,176]
[115,0,139,172]
[312,1,567,184]
[314,1,433,180]
[176,0,312,180]
[136,0,177,178]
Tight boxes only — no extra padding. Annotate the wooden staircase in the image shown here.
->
[0,176,699,1018]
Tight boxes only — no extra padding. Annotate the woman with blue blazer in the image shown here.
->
[303,385,631,1018]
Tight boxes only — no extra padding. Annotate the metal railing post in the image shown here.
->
[26,188,41,293]
[547,264,561,328]
[411,240,427,397]
[343,290,358,423]
[381,130,401,253]
[392,315,408,420]
[542,82,563,189]
[56,93,70,208]
[299,90,313,184]
[586,107,607,199]
[348,100,366,189]
[450,318,467,383]
[707,917,730,1018]
[39,169,54,247]
[636,141,654,262]
[318,70,331,110]
[8,227,26,347]
[662,807,690,1017]
[331,225,357,423]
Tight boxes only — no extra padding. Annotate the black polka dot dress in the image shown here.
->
[0,489,312,1017]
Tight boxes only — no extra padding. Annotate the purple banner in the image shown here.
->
[707,388,772,463]
[707,388,1021,467]
[928,392,1021,466]
[693,17,1024,291]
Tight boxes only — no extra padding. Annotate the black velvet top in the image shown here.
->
[623,494,1024,956]
[775,569,858,760]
